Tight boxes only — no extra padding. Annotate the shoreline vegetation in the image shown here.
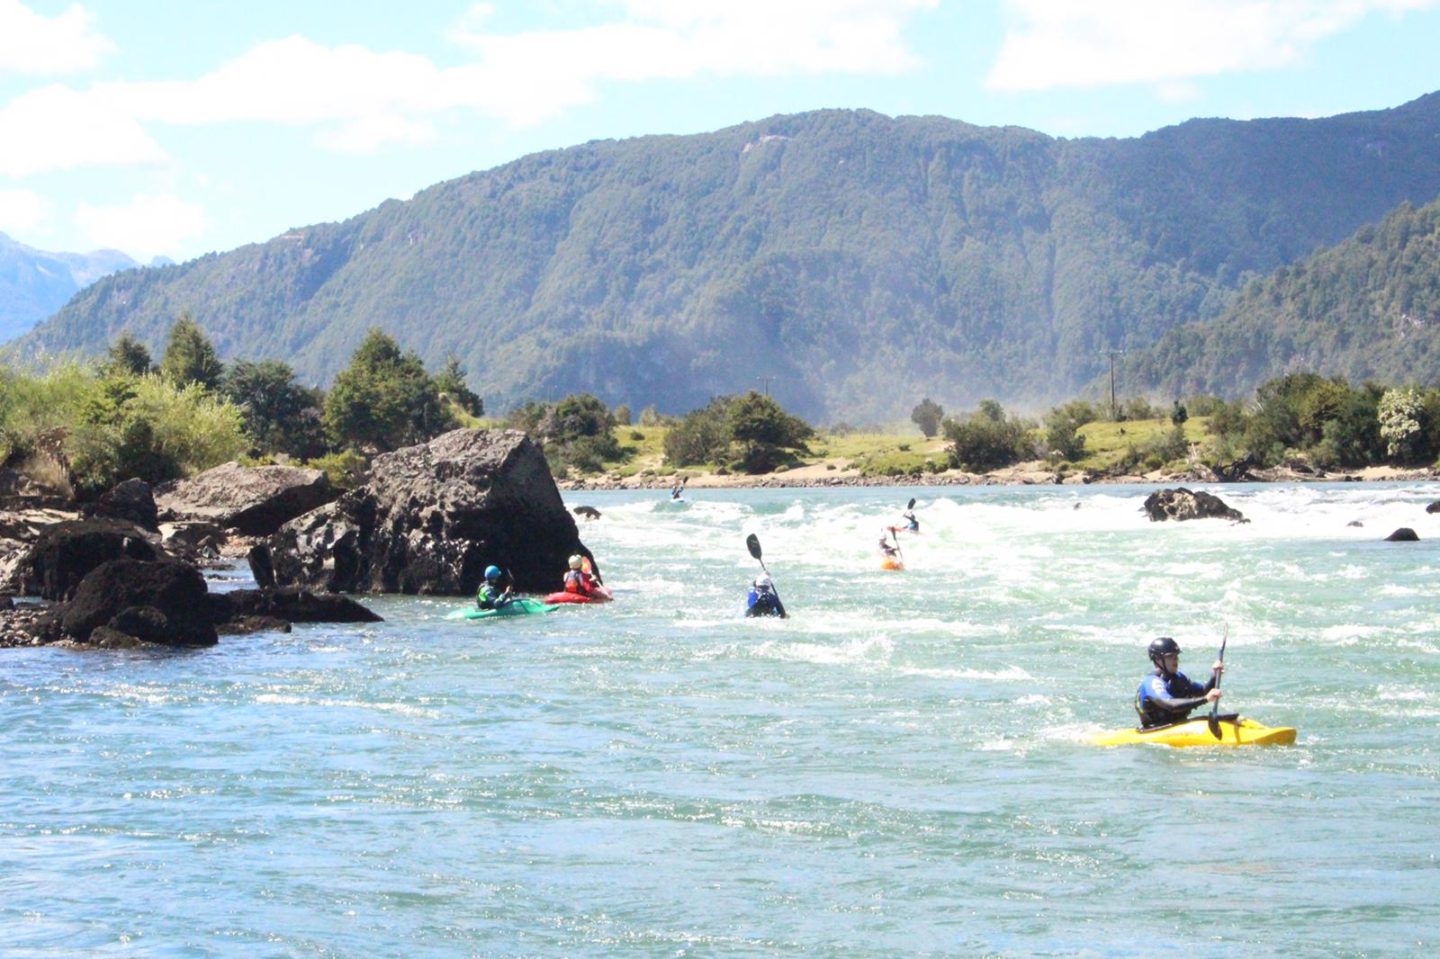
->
[6,322,1440,506]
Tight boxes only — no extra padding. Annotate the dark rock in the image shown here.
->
[247,542,275,588]
[160,521,228,560]
[19,519,160,601]
[1210,456,1257,483]
[573,505,602,519]
[256,429,592,595]
[218,615,292,636]
[109,605,184,644]
[214,587,382,624]
[1385,527,1420,542]
[1347,520,1364,527]
[61,558,216,646]
[1143,488,1247,523]
[155,462,337,536]
[1427,501,1440,514]
[83,478,158,531]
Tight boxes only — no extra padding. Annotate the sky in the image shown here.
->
[2,0,1438,263]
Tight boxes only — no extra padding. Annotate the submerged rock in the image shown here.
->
[254,429,591,595]
[1385,527,1420,542]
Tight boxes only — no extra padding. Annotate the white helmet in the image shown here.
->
[568,554,583,569]
[755,574,773,591]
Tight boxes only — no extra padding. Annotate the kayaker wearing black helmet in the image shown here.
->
[1134,636,1223,728]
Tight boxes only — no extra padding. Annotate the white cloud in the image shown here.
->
[987,0,1440,91]
[0,0,115,75]
[446,0,940,124]
[74,193,207,259]
[0,83,168,176]
[0,187,47,233]
[0,0,938,175]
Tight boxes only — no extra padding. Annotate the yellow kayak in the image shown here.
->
[880,556,904,571]
[1092,716,1296,748]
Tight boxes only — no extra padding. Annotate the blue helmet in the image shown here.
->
[484,565,502,581]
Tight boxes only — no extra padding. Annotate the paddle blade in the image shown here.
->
[907,498,916,510]
[1208,631,1228,739]
[1208,713,1222,739]
[746,533,762,561]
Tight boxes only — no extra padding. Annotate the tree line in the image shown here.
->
[6,314,1440,502]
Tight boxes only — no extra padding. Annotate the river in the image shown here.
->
[3,483,1438,957]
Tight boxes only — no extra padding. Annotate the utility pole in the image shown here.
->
[1100,349,1126,420]
[758,375,774,397]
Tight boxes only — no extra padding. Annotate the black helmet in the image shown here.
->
[1148,636,1181,664]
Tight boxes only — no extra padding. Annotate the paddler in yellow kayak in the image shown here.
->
[1135,637,1224,728]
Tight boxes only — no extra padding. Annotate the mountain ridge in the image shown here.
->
[14,93,1440,421]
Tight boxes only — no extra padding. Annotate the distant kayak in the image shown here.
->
[446,598,559,620]
[1091,716,1296,748]
[880,556,904,571]
[543,586,614,605]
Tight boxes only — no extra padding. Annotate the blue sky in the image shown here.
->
[2,0,1438,262]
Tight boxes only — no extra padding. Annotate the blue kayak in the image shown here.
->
[446,598,559,620]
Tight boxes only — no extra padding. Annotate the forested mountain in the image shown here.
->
[14,93,1440,422]
[0,234,139,342]
[1126,197,1440,398]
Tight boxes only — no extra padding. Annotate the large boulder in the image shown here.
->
[155,462,337,536]
[253,429,590,595]
[82,478,159,531]
[60,558,217,646]
[1142,487,1247,523]
[18,518,160,601]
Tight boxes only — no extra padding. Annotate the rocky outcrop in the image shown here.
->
[59,558,217,646]
[1385,527,1420,542]
[155,462,337,536]
[82,478,159,531]
[18,518,159,601]
[1142,487,1247,523]
[253,429,590,595]
[0,506,79,593]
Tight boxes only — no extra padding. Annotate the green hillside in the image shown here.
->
[1127,196,1440,397]
[14,94,1440,422]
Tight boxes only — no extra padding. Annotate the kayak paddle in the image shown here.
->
[891,528,904,565]
[907,497,916,511]
[746,533,770,576]
[1207,628,1228,739]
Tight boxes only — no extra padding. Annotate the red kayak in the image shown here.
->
[543,585,614,605]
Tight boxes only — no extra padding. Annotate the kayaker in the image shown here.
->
[671,483,685,501]
[899,507,919,532]
[1135,636,1223,728]
[562,554,599,597]
[476,565,514,610]
[879,533,901,560]
[745,574,787,618]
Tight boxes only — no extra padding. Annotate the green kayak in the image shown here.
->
[446,598,559,620]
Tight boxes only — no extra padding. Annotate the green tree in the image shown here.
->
[1043,401,1092,461]
[945,400,1033,472]
[663,397,733,467]
[323,329,454,452]
[728,391,814,473]
[222,359,327,460]
[104,333,153,376]
[910,397,945,438]
[158,313,223,390]
[1378,386,1424,461]
[433,356,484,417]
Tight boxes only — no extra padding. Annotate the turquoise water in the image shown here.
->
[3,483,1439,957]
